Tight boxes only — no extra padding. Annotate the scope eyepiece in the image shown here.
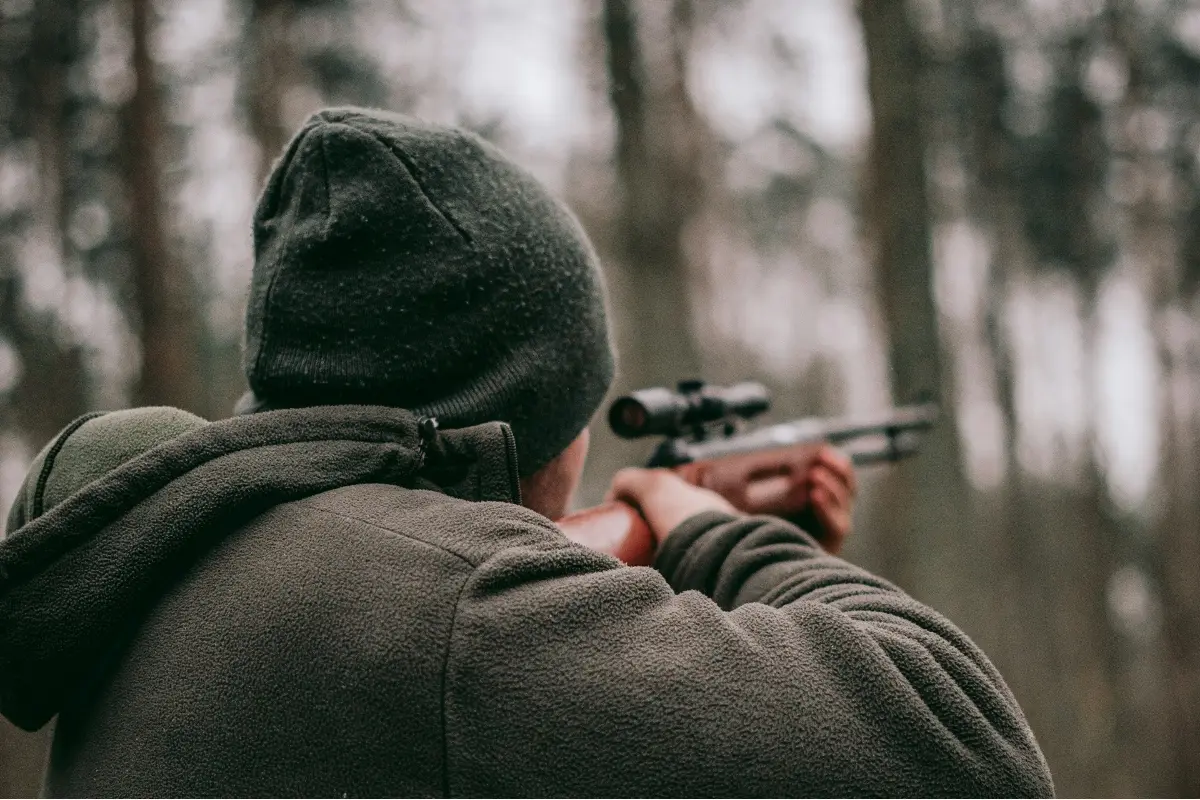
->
[608,380,770,439]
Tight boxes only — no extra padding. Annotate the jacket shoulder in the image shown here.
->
[298,483,568,568]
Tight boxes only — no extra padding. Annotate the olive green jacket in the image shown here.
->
[0,405,1052,797]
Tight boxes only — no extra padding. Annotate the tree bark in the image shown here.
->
[860,0,971,604]
[862,0,939,400]
[601,0,705,393]
[578,0,714,505]
[246,0,297,183]
[0,1,83,792]
[3,0,91,447]
[125,0,202,413]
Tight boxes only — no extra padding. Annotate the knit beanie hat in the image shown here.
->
[237,108,615,477]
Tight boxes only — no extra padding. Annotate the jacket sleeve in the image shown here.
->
[442,511,1054,798]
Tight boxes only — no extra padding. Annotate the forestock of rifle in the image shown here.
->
[556,381,938,567]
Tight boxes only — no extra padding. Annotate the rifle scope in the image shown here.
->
[608,380,770,439]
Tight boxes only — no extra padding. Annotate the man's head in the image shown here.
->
[238,108,614,510]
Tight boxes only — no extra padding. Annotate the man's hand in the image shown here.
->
[799,445,857,555]
[607,444,858,555]
[607,469,739,548]
[724,444,857,555]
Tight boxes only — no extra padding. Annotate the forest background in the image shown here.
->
[2,0,1200,795]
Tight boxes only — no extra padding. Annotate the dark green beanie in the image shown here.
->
[238,108,615,477]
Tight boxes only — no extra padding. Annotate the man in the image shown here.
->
[0,108,1053,796]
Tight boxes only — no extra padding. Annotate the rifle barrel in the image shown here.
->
[670,403,939,465]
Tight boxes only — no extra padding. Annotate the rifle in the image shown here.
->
[556,380,938,566]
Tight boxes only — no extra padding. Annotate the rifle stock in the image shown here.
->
[557,501,655,566]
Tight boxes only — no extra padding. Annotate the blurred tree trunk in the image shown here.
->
[29,0,71,249]
[1157,309,1200,796]
[246,0,297,182]
[3,0,91,447]
[860,0,970,604]
[955,18,1053,733]
[0,1,85,793]
[1117,4,1200,790]
[1,289,90,450]
[579,0,713,503]
[601,0,705,391]
[1034,31,1127,796]
[125,0,202,413]
[1158,264,1200,792]
[862,0,939,403]
[1166,11,1200,788]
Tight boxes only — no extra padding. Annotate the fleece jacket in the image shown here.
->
[0,405,1054,797]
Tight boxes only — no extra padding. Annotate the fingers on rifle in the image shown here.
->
[810,464,850,513]
[810,484,834,524]
[815,445,857,496]
[809,480,849,554]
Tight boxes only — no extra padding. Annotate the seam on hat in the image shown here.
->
[31,411,107,520]
[318,128,333,221]
[378,135,474,246]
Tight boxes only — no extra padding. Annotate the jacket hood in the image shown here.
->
[0,405,520,732]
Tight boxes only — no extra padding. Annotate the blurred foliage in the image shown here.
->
[2,0,1200,795]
